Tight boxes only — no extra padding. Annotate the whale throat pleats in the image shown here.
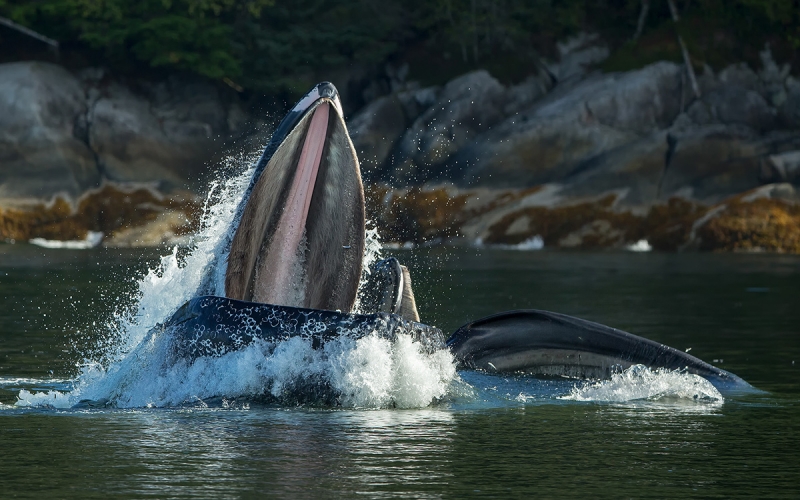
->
[225,98,364,312]
[253,103,329,305]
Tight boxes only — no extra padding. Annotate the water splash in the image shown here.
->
[97,152,258,366]
[15,152,456,410]
[352,224,383,314]
[561,365,723,403]
[16,328,456,409]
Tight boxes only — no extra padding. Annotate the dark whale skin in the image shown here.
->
[446,309,752,392]
[159,295,445,360]
[178,80,754,395]
[160,298,752,394]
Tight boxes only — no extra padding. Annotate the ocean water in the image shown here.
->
[1,245,798,498]
[0,161,798,496]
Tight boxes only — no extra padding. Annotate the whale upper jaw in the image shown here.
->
[225,82,365,312]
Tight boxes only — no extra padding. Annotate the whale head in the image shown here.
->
[225,82,365,312]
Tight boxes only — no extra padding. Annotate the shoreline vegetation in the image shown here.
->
[1,1,799,252]
[2,1,798,97]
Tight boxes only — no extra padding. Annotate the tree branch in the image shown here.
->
[633,0,649,41]
[0,16,59,53]
[666,0,700,99]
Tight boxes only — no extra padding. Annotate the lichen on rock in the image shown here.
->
[366,183,800,253]
[0,184,199,246]
[693,185,800,253]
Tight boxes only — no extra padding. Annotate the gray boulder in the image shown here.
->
[0,62,99,205]
[660,125,760,201]
[548,32,610,83]
[660,126,800,202]
[560,131,669,205]
[88,79,233,190]
[0,61,248,206]
[758,46,792,108]
[717,63,761,93]
[686,84,777,132]
[783,78,800,128]
[387,69,554,184]
[145,78,232,133]
[760,149,800,185]
[348,94,409,179]
[348,86,439,181]
[390,71,508,183]
[451,62,683,187]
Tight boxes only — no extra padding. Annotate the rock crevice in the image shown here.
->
[0,62,247,209]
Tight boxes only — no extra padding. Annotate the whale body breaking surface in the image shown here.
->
[14,82,755,409]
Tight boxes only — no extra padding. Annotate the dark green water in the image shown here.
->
[1,244,798,498]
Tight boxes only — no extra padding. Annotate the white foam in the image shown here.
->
[0,377,71,386]
[15,151,457,410]
[626,239,652,252]
[561,364,723,402]
[511,235,544,250]
[472,235,545,251]
[16,388,75,407]
[16,331,456,409]
[29,231,103,249]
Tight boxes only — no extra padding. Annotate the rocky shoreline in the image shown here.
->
[1,37,799,252]
[368,183,800,253]
[0,61,248,205]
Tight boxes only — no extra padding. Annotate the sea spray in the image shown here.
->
[562,364,723,402]
[96,152,259,368]
[16,330,457,409]
[16,152,457,409]
[353,224,383,314]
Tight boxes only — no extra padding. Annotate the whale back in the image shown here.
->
[447,309,752,392]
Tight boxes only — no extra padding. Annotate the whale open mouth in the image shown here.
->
[225,83,365,312]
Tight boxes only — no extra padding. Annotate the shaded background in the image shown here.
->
[1,0,799,252]
[1,6,799,496]
[2,0,798,107]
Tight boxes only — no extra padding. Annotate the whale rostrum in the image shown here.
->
[164,81,752,393]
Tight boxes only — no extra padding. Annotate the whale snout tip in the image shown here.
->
[290,82,341,116]
[316,82,338,99]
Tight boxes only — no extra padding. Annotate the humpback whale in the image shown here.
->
[158,82,750,393]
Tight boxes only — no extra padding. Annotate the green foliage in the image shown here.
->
[738,0,800,48]
[1,0,798,94]
[233,0,416,92]
[414,0,600,63]
[1,0,272,78]
[601,0,800,72]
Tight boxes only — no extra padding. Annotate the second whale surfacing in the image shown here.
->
[155,82,751,396]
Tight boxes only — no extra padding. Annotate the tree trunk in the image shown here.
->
[471,0,479,62]
[633,0,650,41]
[666,0,700,99]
